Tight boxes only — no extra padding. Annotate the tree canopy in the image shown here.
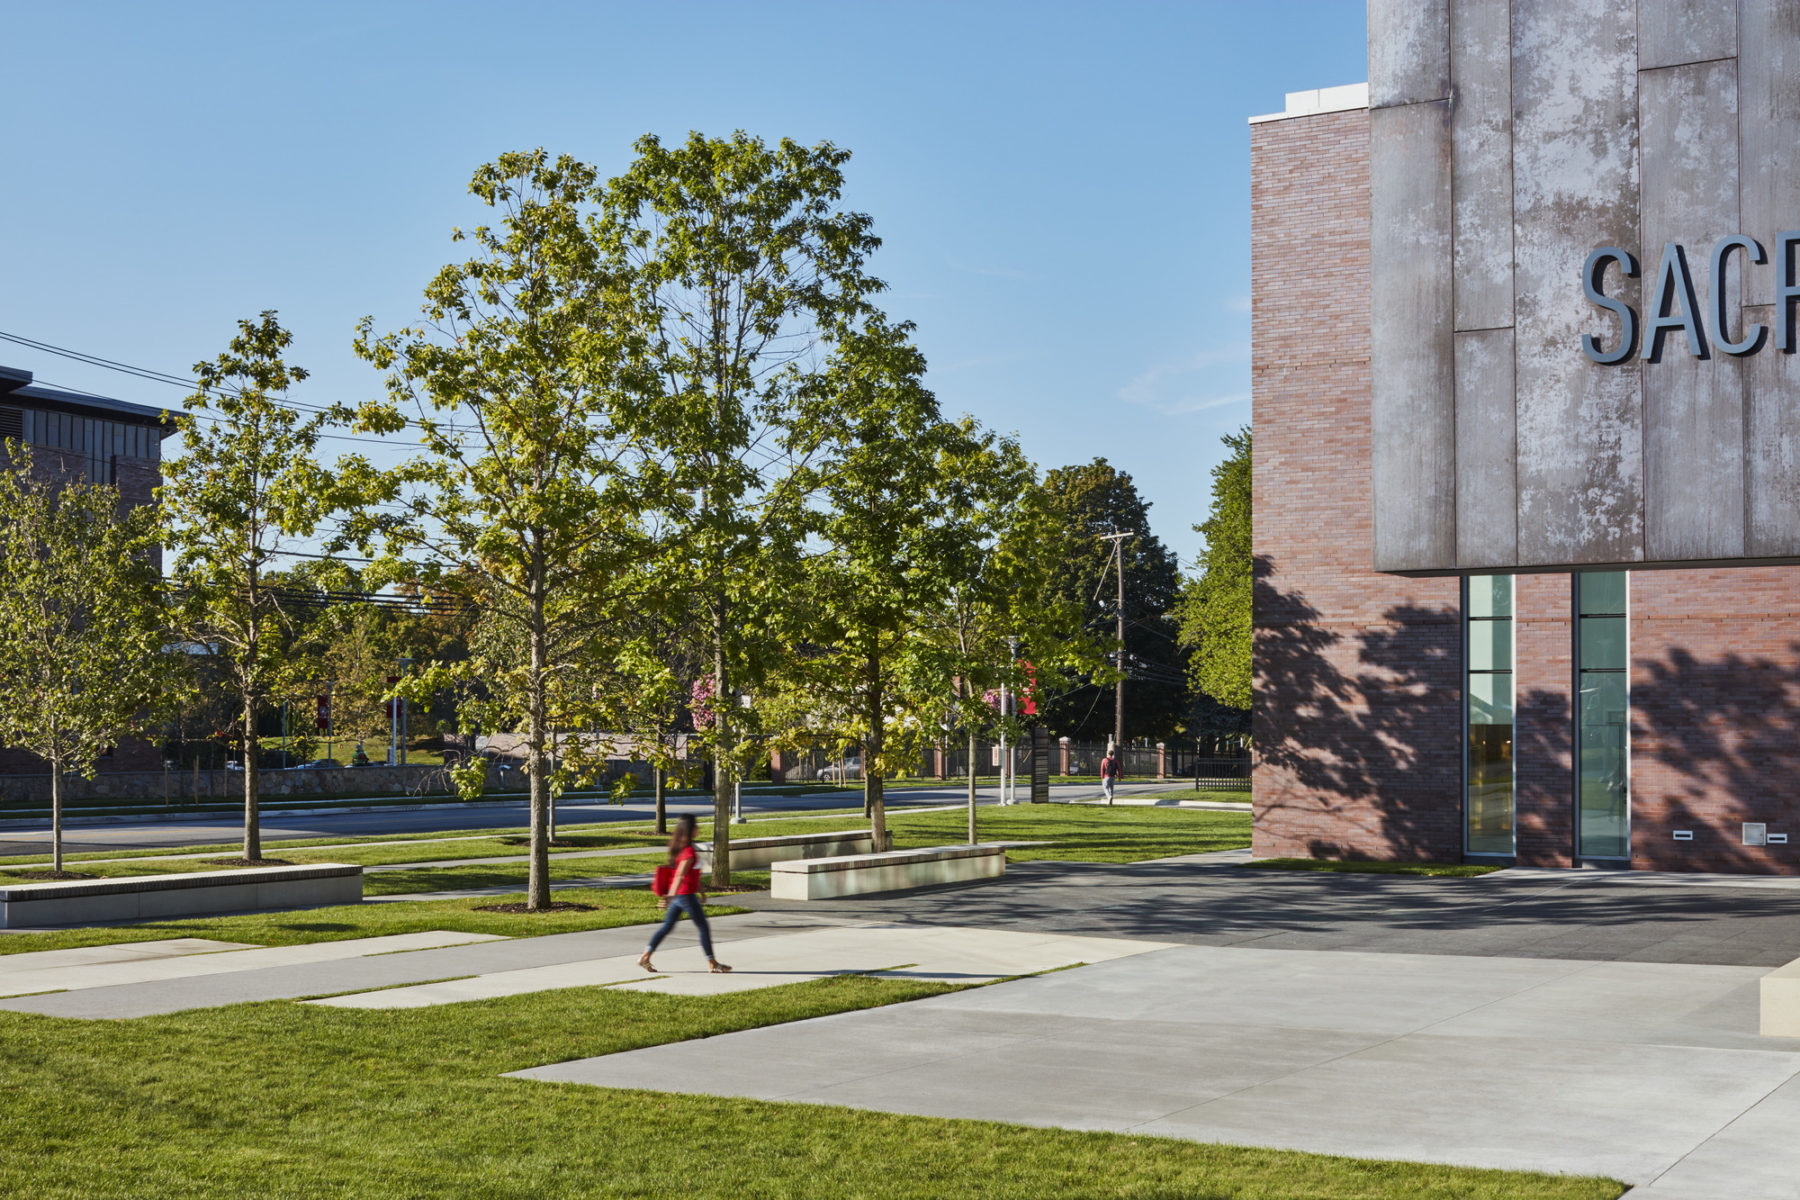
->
[1177,427,1252,742]
[1024,457,1188,743]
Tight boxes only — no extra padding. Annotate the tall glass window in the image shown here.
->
[1577,571,1629,858]
[1465,575,1514,855]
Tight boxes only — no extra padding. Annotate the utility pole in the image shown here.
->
[1099,531,1136,759]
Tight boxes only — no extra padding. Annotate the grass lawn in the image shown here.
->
[1243,858,1506,878]
[726,804,1253,864]
[0,974,1623,1199]
[0,887,748,957]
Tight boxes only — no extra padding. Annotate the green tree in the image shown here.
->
[352,150,660,910]
[0,446,175,872]
[916,429,1076,841]
[1178,427,1252,738]
[594,130,882,884]
[1026,458,1188,744]
[782,320,969,853]
[161,314,336,862]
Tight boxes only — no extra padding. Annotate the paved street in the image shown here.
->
[0,780,1199,858]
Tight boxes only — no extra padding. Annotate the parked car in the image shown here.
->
[295,759,342,770]
[816,756,862,782]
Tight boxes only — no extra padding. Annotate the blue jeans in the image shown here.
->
[646,894,714,959]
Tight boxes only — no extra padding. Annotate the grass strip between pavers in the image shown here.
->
[0,973,1624,1199]
[0,887,747,956]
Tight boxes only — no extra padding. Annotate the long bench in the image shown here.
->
[0,864,363,929]
[696,830,888,872]
[770,843,1006,901]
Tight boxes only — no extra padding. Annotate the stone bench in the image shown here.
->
[1763,954,1800,1036]
[696,830,888,872]
[0,864,363,929]
[770,843,1006,901]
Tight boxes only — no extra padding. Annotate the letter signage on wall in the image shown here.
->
[1368,0,1800,576]
[1583,234,1791,363]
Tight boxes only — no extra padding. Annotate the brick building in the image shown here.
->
[1253,1,1800,874]
[0,365,174,773]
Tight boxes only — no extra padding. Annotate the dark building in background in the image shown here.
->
[0,366,174,773]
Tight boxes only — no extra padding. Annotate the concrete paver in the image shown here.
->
[514,943,1800,1195]
[310,925,1173,1009]
[0,912,848,1019]
[0,930,508,998]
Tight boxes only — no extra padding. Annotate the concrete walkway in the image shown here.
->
[517,941,1800,1199]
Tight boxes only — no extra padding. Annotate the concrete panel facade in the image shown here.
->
[1369,100,1456,572]
[1639,58,1744,561]
[1369,0,1800,575]
[1454,329,1517,564]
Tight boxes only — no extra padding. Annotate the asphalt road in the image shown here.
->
[0,780,1204,858]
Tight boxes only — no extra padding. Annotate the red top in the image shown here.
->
[671,844,702,895]
[1102,756,1120,778]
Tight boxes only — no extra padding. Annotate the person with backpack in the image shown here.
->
[1101,748,1121,804]
[639,813,731,974]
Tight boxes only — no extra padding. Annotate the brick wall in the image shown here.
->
[1250,106,1463,863]
[1628,567,1800,873]
[1513,573,1573,866]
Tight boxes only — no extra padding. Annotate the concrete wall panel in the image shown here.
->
[1745,312,1800,556]
[1369,0,1450,108]
[1739,0,1800,307]
[1450,0,1515,331]
[1511,0,1643,567]
[1640,59,1744,560]
[1455,328,1517,566]
[1370,99,1456,572]
[1638,0,1736,70]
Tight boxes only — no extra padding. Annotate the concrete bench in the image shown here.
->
[696,829,888,873]
[1763,955,1800,1036]
[0,864,363,929]
[770,843,1006,901]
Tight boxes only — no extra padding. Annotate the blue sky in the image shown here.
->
[0,1,1367,566]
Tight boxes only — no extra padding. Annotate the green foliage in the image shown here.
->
[0,445,175,870]
[591,130,887,880]
[351,149,664,906]
[1178,427,1252,727]
[1023,458,1188,742]
[158,313,338,860]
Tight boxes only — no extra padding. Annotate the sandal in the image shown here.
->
[637,953,654,972]
[709,960,732,974]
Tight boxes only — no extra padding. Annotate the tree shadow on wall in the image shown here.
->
[1630,644,1800,873]
[1254,556,1460,860]
[1254,555,1579,863]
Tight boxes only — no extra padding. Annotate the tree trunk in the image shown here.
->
[243,690,261,861]
[867,674,887,854]
[710,604,732,886]
[967,730,978,845]
[526,575,551,910]
[50,760,63,874]
[654,764,666,836]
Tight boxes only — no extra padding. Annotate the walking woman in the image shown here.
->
[639,813,731,973]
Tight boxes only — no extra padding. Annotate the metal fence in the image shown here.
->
[778,740,1250,786]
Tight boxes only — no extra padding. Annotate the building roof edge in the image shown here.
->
[1249,82,1370,125]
